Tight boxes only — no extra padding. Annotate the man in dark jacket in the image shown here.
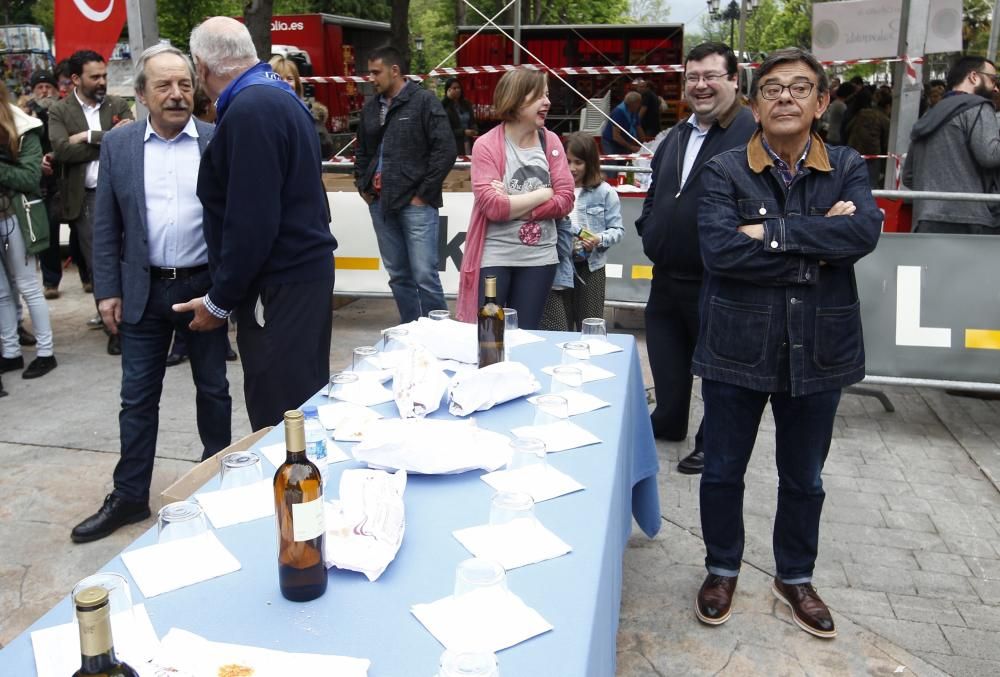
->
[636,42,756,474]
[48,50,134,353]
[176,17,337,430]
[902,56,1000,233]
[355,46,455,323]
[692,48,882,639]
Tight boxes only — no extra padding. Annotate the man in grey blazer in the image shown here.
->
[72,45,232,543]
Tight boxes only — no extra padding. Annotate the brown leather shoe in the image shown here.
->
[695,573,738,625]
[772,579,837,638]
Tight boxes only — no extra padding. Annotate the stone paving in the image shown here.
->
[1,278,999,676]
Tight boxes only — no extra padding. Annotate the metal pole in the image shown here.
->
[737,0,748,58]
[885,0,929,190]
[988,0,1000,62]
[125,0,159,118]
[513,0,522,66]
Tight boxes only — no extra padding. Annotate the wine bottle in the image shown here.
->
[478,275,505,368]
[274,410,327,602]
[72,586,139,677]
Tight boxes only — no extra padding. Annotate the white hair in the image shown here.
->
[189,17,258,76]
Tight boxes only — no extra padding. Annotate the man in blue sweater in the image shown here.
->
[176,17,338,430]
[636,42,756,474]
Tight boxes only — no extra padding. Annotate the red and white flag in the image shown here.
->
[54,0,127,61]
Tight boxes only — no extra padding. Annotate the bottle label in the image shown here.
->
[292,497,325,541]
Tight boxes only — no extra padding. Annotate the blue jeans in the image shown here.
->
[113,271,232,503]
[700,379,841,583]
[479,264,557,331]
[369,200,447,323]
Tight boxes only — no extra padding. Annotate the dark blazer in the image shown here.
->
[92,117,214,325]
[48,92,134,221]
[354,80,456,211]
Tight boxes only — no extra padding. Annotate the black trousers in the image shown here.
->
[235,272,334,431]
[644,272,704,449]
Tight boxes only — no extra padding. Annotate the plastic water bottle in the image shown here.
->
[301,405,329,486]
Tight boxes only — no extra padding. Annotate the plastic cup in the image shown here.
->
[156,501,208,544]
[489,491,535,527]
[580,317,608,344]
[328,371,360,399]
[429,309,451,321]
[551,365,583,394]
[507,437,546,472]
[453,557,507,598]
[219,451,263,490]
[532,394,568,426]
[438,649,500,677]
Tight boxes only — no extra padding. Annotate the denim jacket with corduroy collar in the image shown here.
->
[691,131,883,396]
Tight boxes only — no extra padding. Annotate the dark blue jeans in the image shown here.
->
[479,264,557,331]
[700,379,841,583]
[113,271,232,503]
[369,201,447,323]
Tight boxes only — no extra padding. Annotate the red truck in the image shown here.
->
[454,23,685,133]
[266,13,390,131]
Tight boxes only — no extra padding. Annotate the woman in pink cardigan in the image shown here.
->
[455,69,575,328]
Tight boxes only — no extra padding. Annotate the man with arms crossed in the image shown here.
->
[72,45,232,543]
[176,17,337,430]
[692,48,882,638]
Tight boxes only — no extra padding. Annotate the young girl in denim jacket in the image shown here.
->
[541,133,624,331]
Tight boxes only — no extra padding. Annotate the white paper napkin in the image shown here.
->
[386,317,479,364]
[151,628,370,676]
[480,464,585,503]
[453,519,571,570]
[317,401,382,430]
[260,438,351,464]
[511,420,602,453]
[258,442,287,469]
[448,361,541,417]
[412,586,552,653]
[541,363,615,383]
[121,531,241,598]
[506,328,545,348]
[31,603,160,677]
[353,419,511,474]
[528,390,610,417]
[329,377,395,406]
[195,479,274,529]
[556,339,622,355]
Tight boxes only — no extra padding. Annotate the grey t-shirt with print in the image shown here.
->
[481,139,557,268]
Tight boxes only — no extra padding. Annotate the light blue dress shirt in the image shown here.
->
[680,113,711,188]
[143,117,208,268]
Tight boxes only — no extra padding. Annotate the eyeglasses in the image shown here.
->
[759,82,816,100]
[684,72,730,85]
[976,71,999,86]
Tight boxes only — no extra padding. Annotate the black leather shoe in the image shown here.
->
[0,355,24,372]
[0,374,6,397]
[107,334,121,356]
[226,347,238,361]
[677,448,705,475]
[772,579,837,638]
[71,494,151,543]
[165,352,186,367]
[17,324,36,346]
[696,573,738,625]
[22,355,57,379]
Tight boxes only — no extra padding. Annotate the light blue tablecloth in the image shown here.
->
[0,331,660,677]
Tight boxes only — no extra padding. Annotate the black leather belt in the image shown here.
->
[150,264,209,280]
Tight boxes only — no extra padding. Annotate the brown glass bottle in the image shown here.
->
[478,275,505,368]
[72,586,139,677]
[274,410,328,602]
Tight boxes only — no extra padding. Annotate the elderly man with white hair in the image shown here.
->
[174,17,338,430]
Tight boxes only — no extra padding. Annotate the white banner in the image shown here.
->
[812,0,962,62]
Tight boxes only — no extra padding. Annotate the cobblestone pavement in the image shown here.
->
[1,279,999,676]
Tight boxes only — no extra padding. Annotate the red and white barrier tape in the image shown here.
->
[301,56,925,84]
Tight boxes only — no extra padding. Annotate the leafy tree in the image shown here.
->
[630,0,671,24]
